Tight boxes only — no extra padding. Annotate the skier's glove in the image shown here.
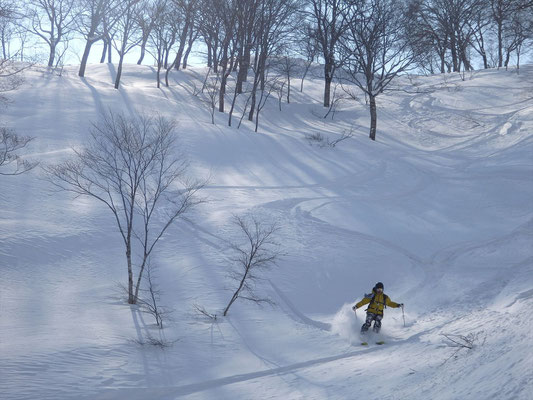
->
[399,303,404,307]
[352,305,357,311]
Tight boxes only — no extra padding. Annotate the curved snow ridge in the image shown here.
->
[269,280,331,331]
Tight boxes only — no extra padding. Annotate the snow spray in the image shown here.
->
[331,303,361,344]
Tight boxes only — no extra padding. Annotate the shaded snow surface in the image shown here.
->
[1,64,532,399]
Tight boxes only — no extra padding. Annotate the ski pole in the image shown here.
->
[401,304,406,327]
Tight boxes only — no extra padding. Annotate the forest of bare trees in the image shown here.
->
[0,0,532,137]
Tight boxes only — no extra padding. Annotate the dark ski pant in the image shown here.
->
[361,312,383,334]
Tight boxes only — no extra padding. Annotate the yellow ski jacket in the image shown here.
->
[355,290,400,315]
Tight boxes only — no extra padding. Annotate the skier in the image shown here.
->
[352,282,403,334]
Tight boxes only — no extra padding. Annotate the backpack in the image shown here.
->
[364,292,388,311]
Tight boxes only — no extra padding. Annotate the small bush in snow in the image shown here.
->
[441,332,486,364]
[193,303,217,320]
[306,128,354,148]
[133,334,178,348]
[306,132,326,145]
[137,262,172,329]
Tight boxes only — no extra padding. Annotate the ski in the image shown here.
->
[361,341,385,346]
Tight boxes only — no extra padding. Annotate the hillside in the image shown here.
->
[1,63,532,400]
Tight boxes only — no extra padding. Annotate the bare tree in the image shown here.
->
[136,0,157,65]
[272,50,300,104]
[163,0,196,85]
[340,0,417,141]
[467,2,493,69]
[223,214,280,317]
[199,68,219,124]
[75,0,120,77]
[214,0,237,113]
[0,57,27,103]
[98,10,116,63]
[0,128,37,175]
[0,0,18,59]
[306,0,350,107]
[111,0,143,89]
[0,44,36,176]
[171,0,198,71]
[45,111,203,304]
[25,0,77,67]
[181,16,199,68]
[405,0,485,73]
[502,4,532,70]
[490,0,519,68]
[196,0,221,71]
[297,23,320,92]
[253,70,281,132]
[147,0,177,88]
[248,0,298,123]
[234,0,260,94]
[405,0,450,74]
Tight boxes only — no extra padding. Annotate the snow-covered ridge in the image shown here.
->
[1,63,532,399]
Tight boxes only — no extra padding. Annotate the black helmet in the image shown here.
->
[375,282,384,290]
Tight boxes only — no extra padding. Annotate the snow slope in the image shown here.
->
[1,63,532,400]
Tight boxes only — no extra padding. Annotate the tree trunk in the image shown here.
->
[323,58,334,107]
[165,54,179,87]
[127,247,134,304]
[47,43,56,67]
[137,37,148,64]
[212,45,218,73]
[236,45,251,94]
[497,22,503,68]
[255,96,261,132]
[133,257,148,306]
[174,20,191,71]
[450,35,459,72]
[223,271,248,316]
[504,51,510,70]
[223,292,239,316]
[100,40,108,63]
[301,61,312,92]
[248,81,258,122]
[287,75,290,104]
[206,41,212,67]
[137,45,146,65]
[79,40,95,77]
[183,43,193,69]
[369,94,377,141]
[219,72,227,112]
[115,54,125,89]
[1,34,6,59]
[164,48,171,68]
[107,40,112,63]
[324,77,332,107]
[228,84,239,126]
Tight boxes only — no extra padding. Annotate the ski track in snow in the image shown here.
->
[1,64,533,399]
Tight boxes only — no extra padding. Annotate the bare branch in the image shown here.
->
[223,213,281,316]
[0,127,38,175]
